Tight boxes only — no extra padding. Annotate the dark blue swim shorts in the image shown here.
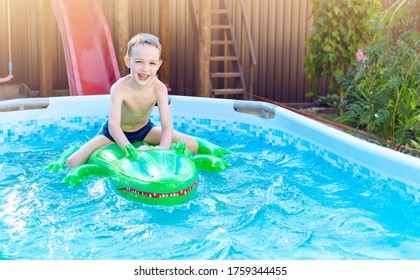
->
[98,120,155,143]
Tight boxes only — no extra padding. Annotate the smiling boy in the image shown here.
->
[66,33,198,167]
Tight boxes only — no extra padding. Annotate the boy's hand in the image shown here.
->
[136,145,164,151]
[136,145,152,151]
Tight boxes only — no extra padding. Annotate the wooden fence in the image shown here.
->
[0,0,394,103]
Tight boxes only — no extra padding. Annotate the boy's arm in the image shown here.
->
[108,87,131,151]
[156,83,173,149]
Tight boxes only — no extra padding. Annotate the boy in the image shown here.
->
[66,33,198,167]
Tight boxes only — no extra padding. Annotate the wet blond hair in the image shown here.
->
[126,33,162,59]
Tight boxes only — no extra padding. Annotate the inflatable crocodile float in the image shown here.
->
[46,138,230,205]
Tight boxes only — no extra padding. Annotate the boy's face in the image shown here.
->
[125,43,162,84]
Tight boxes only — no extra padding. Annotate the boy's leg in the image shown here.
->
[66,135,113,167]
[144,127,198,153]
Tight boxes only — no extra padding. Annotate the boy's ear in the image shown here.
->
[124,56,130,68]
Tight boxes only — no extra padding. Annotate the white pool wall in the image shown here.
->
[173,96,420,196]
[1,95,419,201]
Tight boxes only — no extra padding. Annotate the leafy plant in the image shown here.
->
[337,0,420,150]
[304,0,382,100]
[313,93,340,108]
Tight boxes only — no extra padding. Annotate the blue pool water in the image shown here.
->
[0,123,419,260]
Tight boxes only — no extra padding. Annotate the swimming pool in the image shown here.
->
[0,95,419,260]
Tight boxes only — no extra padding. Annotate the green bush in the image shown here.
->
[304,0,382,98]
[337,0,420,150]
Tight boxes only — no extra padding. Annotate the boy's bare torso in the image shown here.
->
[116,75,158,132]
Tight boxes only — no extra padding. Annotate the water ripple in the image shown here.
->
[1,129,419,259]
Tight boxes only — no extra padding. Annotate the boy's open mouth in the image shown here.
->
[138,74,149,81]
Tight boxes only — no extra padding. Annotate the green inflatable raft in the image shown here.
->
[46,138,230,205]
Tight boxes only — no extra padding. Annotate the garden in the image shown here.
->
[304,0,419,156]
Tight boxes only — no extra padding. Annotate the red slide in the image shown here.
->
[51,0,120,95]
